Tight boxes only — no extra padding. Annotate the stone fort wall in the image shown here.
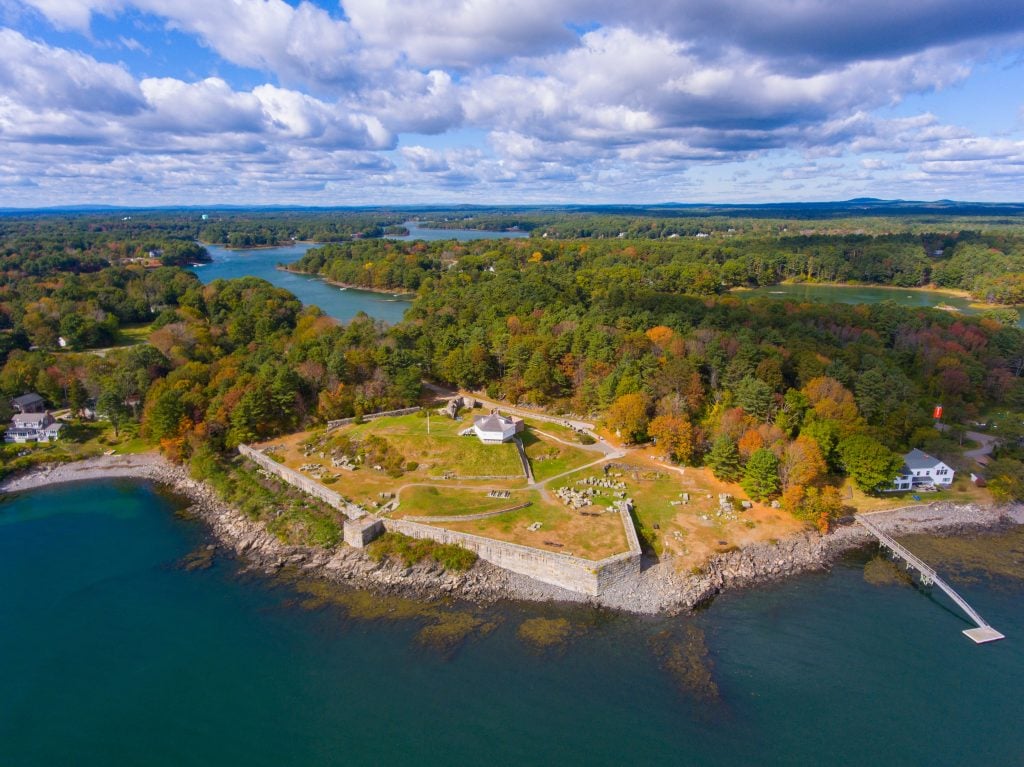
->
[238,444,364,519]
[240,444,642,595]
[382,502,641,596]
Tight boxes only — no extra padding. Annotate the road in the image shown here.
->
[935,422,997,462]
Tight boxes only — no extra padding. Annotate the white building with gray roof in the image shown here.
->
[890,448,954,491]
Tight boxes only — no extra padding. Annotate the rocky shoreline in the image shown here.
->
[3,454,1021,615]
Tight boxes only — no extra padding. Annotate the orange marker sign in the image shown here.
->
[933,405,943,419]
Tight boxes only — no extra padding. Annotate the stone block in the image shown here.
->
[343,517,384,548]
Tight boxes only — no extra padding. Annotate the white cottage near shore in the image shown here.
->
[890,448,954,491]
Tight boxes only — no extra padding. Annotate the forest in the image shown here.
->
[4,209,1024,516]
[291,229,1024,304]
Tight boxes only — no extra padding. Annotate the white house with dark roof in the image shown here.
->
[5,411,62,443]
[890,448,954,491]
[472,413,523,444]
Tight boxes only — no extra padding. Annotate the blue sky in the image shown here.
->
[0,0,1022,206]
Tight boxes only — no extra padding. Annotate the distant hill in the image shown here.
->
[1,198,1023,220]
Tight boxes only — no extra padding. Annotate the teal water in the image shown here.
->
[191,244,412,324]
[738,283,1024,325]
[2,481,1022,765]
[387,221,530,242]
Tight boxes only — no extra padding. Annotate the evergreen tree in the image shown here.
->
[741,448,781,500]
[706,436,742,482]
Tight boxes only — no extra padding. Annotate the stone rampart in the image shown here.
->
[239,443,643,596]
[238,444,364,519]
[327,407,422,431]
[382,509,642,596]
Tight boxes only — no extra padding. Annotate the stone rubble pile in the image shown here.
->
[556,485,593,508]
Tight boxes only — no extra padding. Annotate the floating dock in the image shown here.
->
[856,516,1005,644]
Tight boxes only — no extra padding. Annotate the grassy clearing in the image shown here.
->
[520,430,596,482]
[438,492,629,560]
[344,413,523,477]
[552,457,803,567]
[396,485,526,517]
[115,322,154,346]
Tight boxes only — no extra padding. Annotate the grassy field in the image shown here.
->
[254,415,810,566]
[438,491,629,560]
[550,455,803,568]
[116,322,154,346]
[396,485,529,517]
[344,413,523,477]
[520,430,597,482]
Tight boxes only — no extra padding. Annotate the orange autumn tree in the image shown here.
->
[780,435,827,488]
[781,485,843,533]
[649,413,694,463]
[606,392,650,443]
[802,376,864,434]
[645,325,675,352]
[737,428,765,459]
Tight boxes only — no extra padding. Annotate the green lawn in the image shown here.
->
[398,485,527,517]
[115,322,154,346]
[343,414,523,477]
[520,431,597,482]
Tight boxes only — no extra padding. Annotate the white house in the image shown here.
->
[890,448,954,491]
[472,413,523,444]
[5,411,62,443]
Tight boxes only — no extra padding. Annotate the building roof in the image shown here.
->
[474,414,514,433]
[903,448,947,471]
[12,413,48,426]
[12,393,44,407]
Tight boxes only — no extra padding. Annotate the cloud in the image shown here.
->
[4,1,1024,203]
[253,84,393,149]
[344,0,577,69]
[0,28,144,114]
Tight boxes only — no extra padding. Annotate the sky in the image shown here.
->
[0,0,1023,207]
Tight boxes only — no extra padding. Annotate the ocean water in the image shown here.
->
[2,481,1021,766]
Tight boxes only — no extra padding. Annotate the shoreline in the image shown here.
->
[3,455,1021,615]
[277,266,417,296]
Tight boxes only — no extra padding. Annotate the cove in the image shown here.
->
[2,480,1022,766]
[386,220,531,242]
[191,243,412,325]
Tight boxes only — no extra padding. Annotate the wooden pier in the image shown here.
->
[856,516,1005,644]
